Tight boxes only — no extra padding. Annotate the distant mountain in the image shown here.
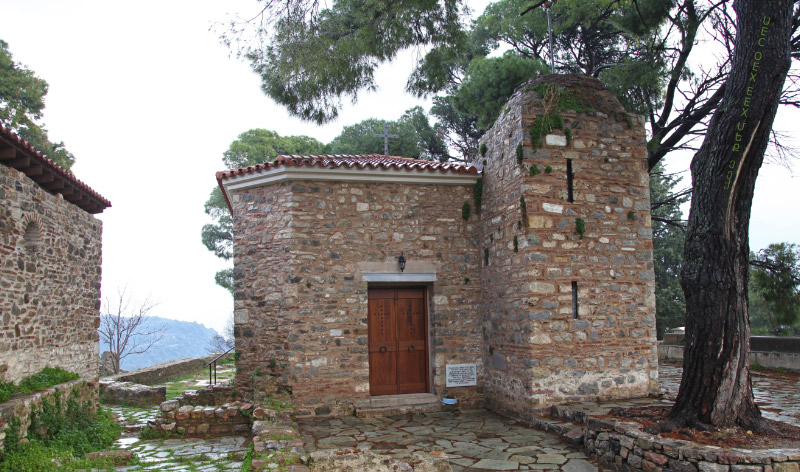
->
[99,316,219,371]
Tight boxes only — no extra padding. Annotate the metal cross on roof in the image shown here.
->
[373,123,399,156]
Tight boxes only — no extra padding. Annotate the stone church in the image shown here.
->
[0,124,110,383]
[217,75,658,418]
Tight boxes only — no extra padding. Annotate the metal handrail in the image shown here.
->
[205,345,235,386]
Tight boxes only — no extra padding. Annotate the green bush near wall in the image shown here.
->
[0,374,122,471]
[0,367,80,403]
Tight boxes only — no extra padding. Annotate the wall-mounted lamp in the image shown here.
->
[397,252,406,272]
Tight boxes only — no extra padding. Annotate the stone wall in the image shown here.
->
[0,378,98,452]
[530,404,800,472]
[0,163,103,383]
[148,386,251,437]
[584,425,800,472]
[231,179,483,414]
[658,344,800,372]
[111,355,216,385]
[99,379,166,407]
[477,74,658,415]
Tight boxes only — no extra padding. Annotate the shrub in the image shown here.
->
[0,381,14,403]
[0,397,121,471]
[575,218,586,239]
[473,178,483,212]
[17,367,79,394]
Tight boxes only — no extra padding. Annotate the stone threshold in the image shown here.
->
[523,402,800,472]
[353,393,442,417]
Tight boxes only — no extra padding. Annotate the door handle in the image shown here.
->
[409,344,415,352]
[380,345,387,353]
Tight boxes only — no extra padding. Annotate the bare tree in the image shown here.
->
[207,313,235,354]
[98,286,165,374]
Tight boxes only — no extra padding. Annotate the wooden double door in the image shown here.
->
[368,287,429,396]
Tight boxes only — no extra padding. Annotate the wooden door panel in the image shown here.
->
[397,349,427,393]
[396,298,425,344]
[368,290,397,395]
[369,351,398,395]
[395,292,427,394]
[368,298,395,345]
[368,286,428,396]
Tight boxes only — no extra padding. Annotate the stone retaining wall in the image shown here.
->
[658,345,800,372]
[111,356,216,385]
[0,378,98,452]
[148,386,251,437]
[529,404,800,472]
[662,335,800,354]
[583,417,799,472]
[99,379,166,407]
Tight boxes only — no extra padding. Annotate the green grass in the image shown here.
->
[263,397,291,412]
[241,442,255,472]
[0,367,80,403]
[160,361,236,399]
[17,367,79,394]
[139,424,185,440]
[162,367,209,399]
[252,448,305,471]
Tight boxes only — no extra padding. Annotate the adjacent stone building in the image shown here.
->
[0,124,110,382]
[217,74,658,418]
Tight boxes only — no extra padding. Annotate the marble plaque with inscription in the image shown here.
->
[445,363,477,387]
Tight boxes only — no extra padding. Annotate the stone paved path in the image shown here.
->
[97,362,798,470]
[113,436,247,471]
[659,361,800,427]
[107,406,248,470]
[299,409,601,471]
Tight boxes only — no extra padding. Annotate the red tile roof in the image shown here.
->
[216,154,478,213]
[216,154,477,181]
[0,123,111,214]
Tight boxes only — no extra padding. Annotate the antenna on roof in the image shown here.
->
[373,123,399,156]
[520,0,556,74]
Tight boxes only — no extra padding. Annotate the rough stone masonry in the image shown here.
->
[218,74,658,418]
[0,126,109,383]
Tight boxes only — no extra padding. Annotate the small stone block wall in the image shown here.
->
[111,356,216,385]
[658,345,800,373]
[0,163,103,383]
[662,335,800,354]
[0,378,98,452]
[99,379,166,407]
[583,417,800,472]
[533,404,800,472]
[148,386,251,437]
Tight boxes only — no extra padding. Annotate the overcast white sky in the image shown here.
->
[2,1,798,334]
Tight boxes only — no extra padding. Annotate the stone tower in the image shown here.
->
[478,74,658,416]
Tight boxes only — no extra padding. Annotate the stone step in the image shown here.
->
[354,393,442,418]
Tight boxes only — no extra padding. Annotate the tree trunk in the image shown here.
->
[672,0,794,429]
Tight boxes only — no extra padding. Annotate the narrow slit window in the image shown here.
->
[566,159,574,203]
[571,281,579,319]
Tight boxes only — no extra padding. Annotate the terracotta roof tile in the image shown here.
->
[216,154,478,213]
[216,154,478,181]
[0,123,111,214]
